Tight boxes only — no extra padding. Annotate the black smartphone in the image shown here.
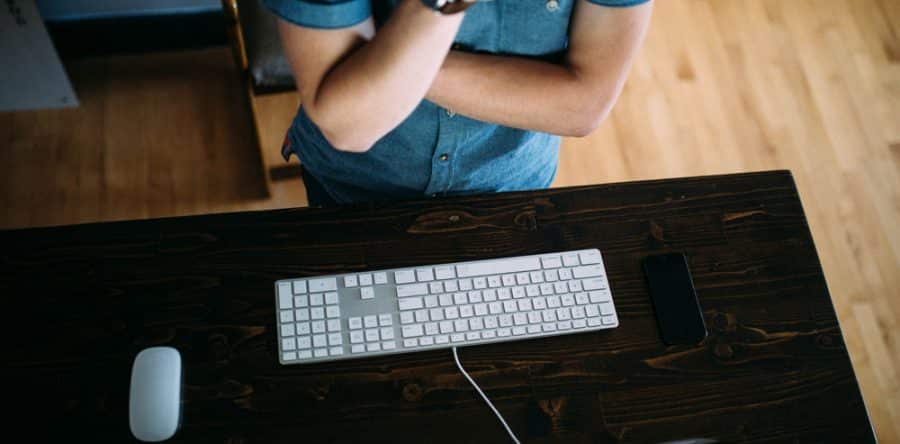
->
[642,253,707,345]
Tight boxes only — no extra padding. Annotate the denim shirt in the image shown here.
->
[264,0,649,204]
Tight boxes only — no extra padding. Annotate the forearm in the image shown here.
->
[313,0,463,151]
[426,51,619,137]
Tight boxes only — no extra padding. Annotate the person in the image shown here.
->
[263,0,653,207]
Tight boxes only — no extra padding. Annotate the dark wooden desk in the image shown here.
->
[3,171,875,443]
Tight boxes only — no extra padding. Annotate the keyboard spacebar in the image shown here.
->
[456,257,541,278]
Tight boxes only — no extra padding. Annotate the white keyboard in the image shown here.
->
[274,249,618,365]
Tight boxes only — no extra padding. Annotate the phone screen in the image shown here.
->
[642,253,707,345]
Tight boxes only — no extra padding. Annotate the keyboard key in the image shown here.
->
[542,323,557,332]
[367,343,382,352]
[503,300,518,313]
[586,305,600,317]
[344,275,358,287]
[383,341,397,350]
[459,279,473,291]
[278,283,293,309]
[297,350,313,359]
[359,274,373,286]
[312,321,327,334]
[297,336,311,349]
[404,339,418,347]
[379,314,393,326]
[430,308,445,321]
[454,319,469,332]
[468,291,483,303]
[294,295,309,308]
[400,312,415,324]
[283,351,297,361]
[429,282,444,294]
[282,338,296,351]
[326,306,341,318]
[454,293,468,305]
[498,288,512,300]
[554,282,568,294]
[313,335,327,348]
[513,326,527,335]
[513,313,528,325]
[328,333,342,346]
[330,347,344,356]
[349,317,362,329]
[489,302,502,314]
[542,310,557,322]
[325,292,339,305]
[435,266,455,280]
[440,321,453,334]
[516,273,530,285]
[352,344,366,353]
[469,317,484,330]
[474,303,488,316]
[395,270,415,284]
[518,299,533,311]
[558,268,573,280]
[562,254,580,267]
[582,278,605,291]
[439,294,454,306]
[533,297,546,309]
[499,314,513,327]
[280,310,294,323]
[573,319,587,329]
[526,285,540,297]
[482,330,497,339]
[424,295,439,308]
[547,296,561,308]
[397,283,428,298]
[579,250,602,265]
[451,333,465,343]
[540,283,554,295]
[473,277,487,289]
[365,329,380,342]
[296,322,311,335]
[512,287,526,298]
[374,272,388,284]
[360,287,375,300]
[487,275,502,288]
[460,305,474,318]
[568,280,583,292]
[528,312,542,324]
[425,322,439,335]
[542,256,562,269]
[502,274,516,286]
[466,332,480,340]
[572,306,586,319]
[311,293,324,306]
[416,268,435,282]
[498,328,511,337]
[483,289,497,301]
[308,278,337,292]
[589,290,611,303]
[444,280,459,292]
[360,315,375,328]
[600,303,614,315]
[379,328,395,340]
[485,316,498,328]
[529,271,544,283]
[572,265,603,279]
[420,337,435,346]
[402,324,424,338]
[292,280,307,294]
[575,292,589,305]
[436,335,450,344]
[445,307,459,319]
[544,269,558,282]
[527,325,541,334]
[327,319,341,331]
[561,294,575,306]
[557,307,572,320]
[399,297,424,311]
[558,321,572,330]
[311,307,325,319]
[415,309,429,323]
[588,317,602,327]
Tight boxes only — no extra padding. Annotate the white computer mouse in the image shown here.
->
[129,347,182,442]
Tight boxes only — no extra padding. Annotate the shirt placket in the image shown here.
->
[424,107,461,197]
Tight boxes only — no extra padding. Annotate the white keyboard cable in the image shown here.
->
[452,347,521,444]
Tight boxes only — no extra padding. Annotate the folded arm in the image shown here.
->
[426,0,653,137]
[276,0,465,152]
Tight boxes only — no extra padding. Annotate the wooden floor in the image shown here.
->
[2,0,897,441]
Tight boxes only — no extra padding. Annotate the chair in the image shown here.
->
[221,0,304,198]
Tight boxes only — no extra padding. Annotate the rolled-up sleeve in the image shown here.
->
[262,0,371,29]
[585,0,651,7]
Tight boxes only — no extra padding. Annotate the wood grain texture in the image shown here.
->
[1,171,875,442]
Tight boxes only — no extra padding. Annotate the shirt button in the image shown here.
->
[446,109,456,118]
[546,0,559,12]
[439,154,449,162]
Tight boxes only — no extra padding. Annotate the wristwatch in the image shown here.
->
[420,0,475,15]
